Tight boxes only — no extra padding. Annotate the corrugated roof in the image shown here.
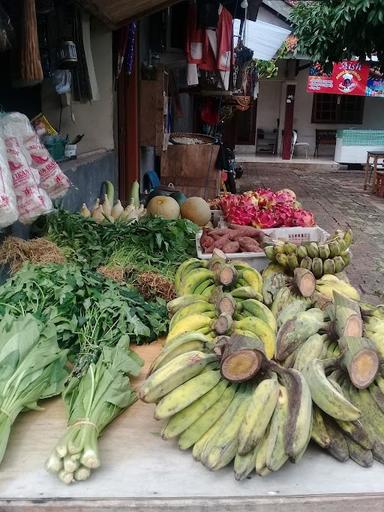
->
[262,0,292,21]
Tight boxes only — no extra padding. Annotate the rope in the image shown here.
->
[69,418,99,434]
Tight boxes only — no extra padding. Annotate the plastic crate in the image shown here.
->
[196,226,330,272]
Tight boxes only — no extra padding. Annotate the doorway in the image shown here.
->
[223,100,257,148]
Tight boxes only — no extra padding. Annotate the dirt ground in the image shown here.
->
[239,165,384,304]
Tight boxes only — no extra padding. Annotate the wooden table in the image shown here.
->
[364,151,384,192]
[2,343,384,511]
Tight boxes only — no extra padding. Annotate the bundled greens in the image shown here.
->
[0,314,68,464]
[46,336,142,483]
[39,210,198,276]
[0,263,168,368]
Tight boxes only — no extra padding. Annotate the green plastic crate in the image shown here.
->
[337,130,384,146]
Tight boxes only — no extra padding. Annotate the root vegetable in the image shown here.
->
[238,237,262,253]
[222,241,240,253]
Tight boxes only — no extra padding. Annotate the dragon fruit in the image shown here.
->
[219,189,315,228]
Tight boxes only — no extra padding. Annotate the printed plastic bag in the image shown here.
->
[24,133,70,199]
[4,136,52,224]
[0,137,18,228]
[1,111,70,199]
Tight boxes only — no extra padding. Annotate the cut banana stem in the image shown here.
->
[339,336,379,389]
[219,335,265,383]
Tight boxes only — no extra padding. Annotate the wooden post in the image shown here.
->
[282,84,296,160]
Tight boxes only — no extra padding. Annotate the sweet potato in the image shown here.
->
[222,241,240,254]
[210,228,234,240]
[213,235,231,249]
[238,237,262,253]
[228,224,263,241]
[200,230,215,252]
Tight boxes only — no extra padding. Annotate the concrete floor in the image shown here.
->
[239,165,384,304]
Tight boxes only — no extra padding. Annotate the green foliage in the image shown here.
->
[291,0,384,72]
[253,40,291,79]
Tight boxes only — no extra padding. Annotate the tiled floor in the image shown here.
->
[239,165,384,304]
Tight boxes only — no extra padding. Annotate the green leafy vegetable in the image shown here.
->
[46,336,142,484]
[38,210,198,276]
[0,314,68,464]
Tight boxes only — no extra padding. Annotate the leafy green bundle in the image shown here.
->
[0,314,68,464]
[40,210,198,276]
[46,336,142,484]
[0,263,168,369]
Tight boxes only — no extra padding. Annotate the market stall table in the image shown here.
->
[1,342,384,512]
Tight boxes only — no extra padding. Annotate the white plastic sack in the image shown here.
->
[24,133,70,199]
[0,137,18,228]
[4,136,53,224]
[1,112,70,199]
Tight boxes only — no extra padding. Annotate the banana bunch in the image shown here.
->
[315,275,360,302]
[174,258,215,298]
[264,229,353,278]
[140,352,312,480]
[362,304,384,358]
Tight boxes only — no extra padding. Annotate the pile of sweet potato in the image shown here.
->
[200,224,264,254]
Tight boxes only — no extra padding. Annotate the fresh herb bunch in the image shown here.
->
[0,314,68,465]
[0,263,168,372]
[39,210,198,275]
[46,335,142,484]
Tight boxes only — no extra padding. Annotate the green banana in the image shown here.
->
[234,446,258,481]
[288,254,299,271]
[306,242,319,258]
[271,287,293,319]
[323,417,349,462]
[149,331,212,373]
[277,299,311,329]
[195,386,245,462]
[179,384,237,450]
[283,242,298,255]
[204,387,252,471]
[303,359,360,421]
[264,245,276,261]
[312,257,323,279]
[278,367,312,461]
[328,240,341,258]
[241,299,277,332]
[238,375,279,455]
[194,279,216,296]
[276,253,288,268]
[300,256,313,270]
[294,333,328,373]
[276,308,326,362]
[333,256,345,274]
[311,406,331,449]
[139,351,216,403]
[345,437,373,468]
[154,369,221,420]
[323,259,336,275]
[255,428,271,476]
[161,378,228,439]
[297,245,308,259]
[318,244,330,260]
[265,385,289,472]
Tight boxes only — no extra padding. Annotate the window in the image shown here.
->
[312,94,364,124]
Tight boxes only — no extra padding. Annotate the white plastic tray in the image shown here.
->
[196,226,330,272]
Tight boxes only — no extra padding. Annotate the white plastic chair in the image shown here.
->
[291,130,310,159]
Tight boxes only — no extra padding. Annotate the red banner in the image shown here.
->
[307,61,370,96]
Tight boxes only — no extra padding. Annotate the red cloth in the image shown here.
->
[186,4,233,73]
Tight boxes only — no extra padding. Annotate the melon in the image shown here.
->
[180,197,211,226]
[147,196,180,220]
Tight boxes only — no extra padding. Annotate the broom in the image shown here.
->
[20,0,43,84]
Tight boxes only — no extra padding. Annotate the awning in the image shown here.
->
[79,0,182,29]
[234,18,291,61]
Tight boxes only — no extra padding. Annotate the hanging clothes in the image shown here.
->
[186,2,233,90]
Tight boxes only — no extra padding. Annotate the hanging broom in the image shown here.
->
[20,0,43,84]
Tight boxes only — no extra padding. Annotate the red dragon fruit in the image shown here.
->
[220,194,258,225]
[289,209,315,227]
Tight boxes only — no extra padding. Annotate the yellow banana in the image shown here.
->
[154,369,221,420]
[179,269,215,295]
[241,299,277,332]
[233,317,276,359]
[139,351,216,403]
[161,379,228,439]
[238,375,279,455]
[240,268,263,293]
[166,314,213,343]
[167,294,206,316]
[169,302,215,331]
[175,259,205,292]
